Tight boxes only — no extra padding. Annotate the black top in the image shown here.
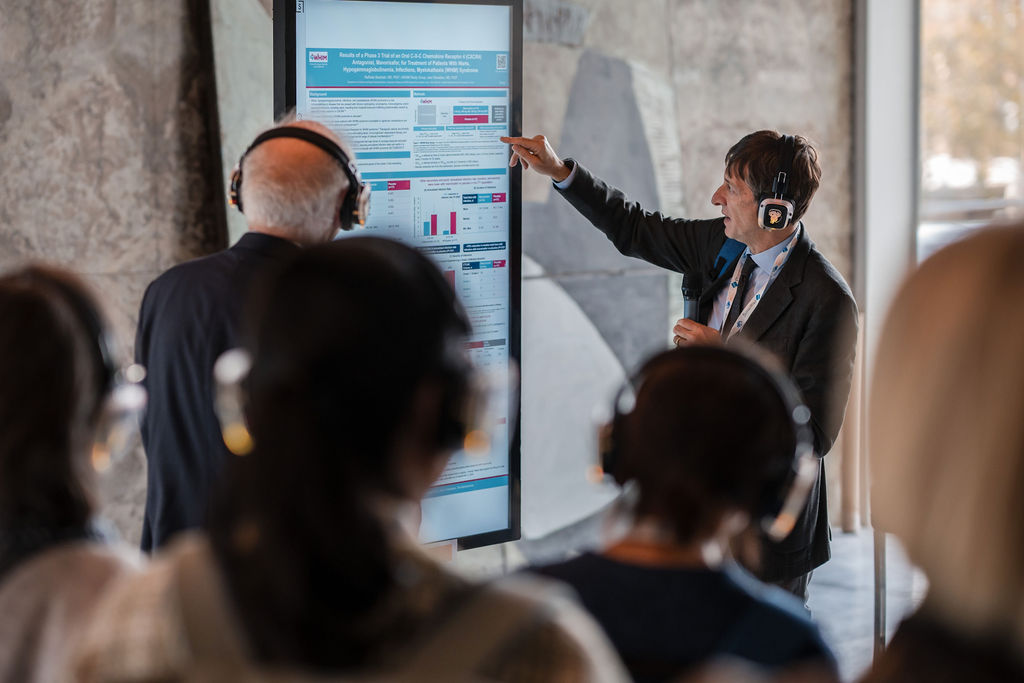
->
[533,553,836,682]
[135,232,300,552]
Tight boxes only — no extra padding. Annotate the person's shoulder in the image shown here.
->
[147,248,237,291]
[4,539,140,586]
[721,565,835,662]
[530,551,605,582]
[723,565,809,622]
[478,573,629,683]
[798,232,854,299]
[0,540,141,619]
[72,533,213,682]
[0,542,144,683]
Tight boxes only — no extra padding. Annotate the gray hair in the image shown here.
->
[239,120,350,243]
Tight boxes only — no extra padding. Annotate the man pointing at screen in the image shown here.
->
[502,131,858,603]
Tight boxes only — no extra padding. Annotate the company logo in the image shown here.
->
[768,208,783,225]
[309,51,328,63]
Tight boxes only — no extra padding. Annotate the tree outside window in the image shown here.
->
[919,0,1024,260]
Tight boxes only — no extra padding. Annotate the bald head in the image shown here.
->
[239,120,353,244]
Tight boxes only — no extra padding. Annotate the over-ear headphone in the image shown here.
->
[229,126,371,231]
[597,345,817,541]
[757,134,797,231]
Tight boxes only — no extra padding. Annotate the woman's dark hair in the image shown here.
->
[616,346,798,544]
[725,130,822,222]
[0,266,110,529]
[208,236,471,671]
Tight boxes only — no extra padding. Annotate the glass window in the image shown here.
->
[918,0,1024,261]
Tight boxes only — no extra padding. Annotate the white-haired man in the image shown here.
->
[135,119,365,551]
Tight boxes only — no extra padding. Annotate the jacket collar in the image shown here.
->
[731,224,811,342]
[231,231,302,258]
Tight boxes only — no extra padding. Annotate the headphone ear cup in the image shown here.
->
[597,410,628,484]
[757,196,794,231]
[337,176,369,231]
[338,190,355,232]
[229,166,244,214]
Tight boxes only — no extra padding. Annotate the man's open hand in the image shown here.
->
[500,134,572,181]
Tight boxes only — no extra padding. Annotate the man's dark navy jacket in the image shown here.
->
[135,232,299,552]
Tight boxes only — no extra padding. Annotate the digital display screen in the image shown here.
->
[284,0,521,547]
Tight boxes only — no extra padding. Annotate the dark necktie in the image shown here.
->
[721,257,758,341]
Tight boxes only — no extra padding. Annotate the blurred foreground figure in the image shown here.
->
[77,237,627,682]
[534,346,837,683]
[136,118,366,552]
[866,224,1024,682]
[0,267,140,683]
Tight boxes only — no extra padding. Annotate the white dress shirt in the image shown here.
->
[708,235,794,333]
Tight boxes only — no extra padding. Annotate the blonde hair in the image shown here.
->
[870,223,1024,644]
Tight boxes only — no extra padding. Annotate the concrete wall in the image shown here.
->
[0,0,225,543]
[0,0,855,552]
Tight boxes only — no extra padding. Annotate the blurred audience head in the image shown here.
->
[871,223,1024,645]
[208,236,472,669]
[0,266,112,529]
[609,345,801,546]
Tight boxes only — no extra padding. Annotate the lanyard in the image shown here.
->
[720,228,800,337]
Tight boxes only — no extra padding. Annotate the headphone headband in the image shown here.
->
[597,345,816,541]
[771,134,796,199]
[229,126,370,230]
[758,134,798,231]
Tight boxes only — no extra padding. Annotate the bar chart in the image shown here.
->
[423,211,458,236]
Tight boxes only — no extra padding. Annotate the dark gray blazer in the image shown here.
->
[557,161,859,581]
[136,232,300,553]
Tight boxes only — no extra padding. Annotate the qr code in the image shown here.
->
[496,53,508,71]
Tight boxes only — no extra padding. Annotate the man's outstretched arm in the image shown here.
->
[501,134,724,276]
[500,135,572,181]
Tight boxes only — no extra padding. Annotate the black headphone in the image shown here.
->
[597,345,816,540]
[757,134,797,231]
[229,127,370,231]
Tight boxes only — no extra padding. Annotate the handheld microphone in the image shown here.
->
[681,273,701,321]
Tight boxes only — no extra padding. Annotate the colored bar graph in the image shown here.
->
[423,221,430,236]
[450,212,457,235]
[430,214,438,236]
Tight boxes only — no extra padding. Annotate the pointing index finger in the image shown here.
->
[500,136,541,151]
